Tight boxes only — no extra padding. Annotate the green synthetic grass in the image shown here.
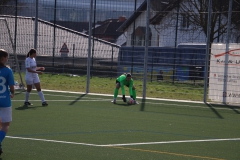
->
[2,90,240,160]
[14,73,204,101]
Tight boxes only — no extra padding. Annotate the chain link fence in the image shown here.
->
[0,0,240,103]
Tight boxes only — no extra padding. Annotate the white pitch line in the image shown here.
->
[17,89,240,107]
[41,89,205,104]
[6,136,240,147]
[6,136,99,146]
[15,92,106,99]
[12,99,111,102]
[12,99,240,111]
[97,138,240,147]
[13,90,240,112]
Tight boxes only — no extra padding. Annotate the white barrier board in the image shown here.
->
[209,43,240,103]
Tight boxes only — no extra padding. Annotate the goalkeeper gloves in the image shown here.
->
[122,95,126,102]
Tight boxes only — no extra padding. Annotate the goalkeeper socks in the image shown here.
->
[38,91,46,102]
[25,92,30,102]
[0,131,6,143]
[133,89,136,100]
[114,88,119,99]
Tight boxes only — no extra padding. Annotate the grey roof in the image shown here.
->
[150,0,180,25]
[116,0,180,32]
[116,1,147,32]
[0,15,120,58]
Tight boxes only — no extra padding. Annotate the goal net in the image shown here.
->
[0,18,25,90]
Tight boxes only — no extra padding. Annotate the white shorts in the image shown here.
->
[0,107,12,123]
[25,76,40,85]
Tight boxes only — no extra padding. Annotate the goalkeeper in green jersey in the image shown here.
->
[111,73,138,104]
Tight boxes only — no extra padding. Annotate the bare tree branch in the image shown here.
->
[179,0,240,42]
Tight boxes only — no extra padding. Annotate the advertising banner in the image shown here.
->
[209,43,240,103]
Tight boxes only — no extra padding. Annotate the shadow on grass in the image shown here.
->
[114,103,129,107]
[140,99,146,111]
[227,106,240,114]
[15,104,45,110]
[209,103,240,114]
[206,103,224,119]
[69,94,86,105]
[14,89,26,96]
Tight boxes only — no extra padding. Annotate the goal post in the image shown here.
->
[0,18,25,90]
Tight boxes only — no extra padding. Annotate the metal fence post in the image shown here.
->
[223,0,233,104]
[203,0,213,103]
[34,0,38,50]
[52,0,57,74]
[142,0,150,100]
[86,0,93,93]
[72,44,75,75]
[111,46,114,79]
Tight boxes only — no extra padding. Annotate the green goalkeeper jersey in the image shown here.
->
[116,74,133,96]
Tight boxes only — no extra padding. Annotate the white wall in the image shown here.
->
[125,11,159,46]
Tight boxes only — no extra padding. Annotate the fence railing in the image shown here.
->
[0,0,240,104]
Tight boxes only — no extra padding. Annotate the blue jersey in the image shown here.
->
[0,66,15,107]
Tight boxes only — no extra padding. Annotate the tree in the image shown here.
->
[179,0,240,43]
[178,0,240,87]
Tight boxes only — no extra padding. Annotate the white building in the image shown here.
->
[117,0,240,47]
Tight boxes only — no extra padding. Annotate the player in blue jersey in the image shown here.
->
[0,49,15,155]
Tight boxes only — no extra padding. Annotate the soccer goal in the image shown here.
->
[0,18,25,90]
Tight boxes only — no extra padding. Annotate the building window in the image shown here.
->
[131,26,151,46]
[181,14,190,29]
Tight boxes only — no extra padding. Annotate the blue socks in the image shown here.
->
[0,131,6,143]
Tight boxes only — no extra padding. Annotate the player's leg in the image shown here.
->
[114,82,120,98]
[25,77,33,105]
[25,85,33,105]
[0,122,10,139]
[0,123,7,155]
[132,85,139,104]
[132,85,137,100]
[0,122,10,155]
[112,81,120,103]
[0,107,12,155]
[34,82,48,106]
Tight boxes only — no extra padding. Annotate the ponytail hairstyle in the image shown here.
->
[27,48,37,57]
[0,49,8,67]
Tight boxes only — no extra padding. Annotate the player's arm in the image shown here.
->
[129,81,133,97]
[9,85,14,98]
[120,81,125,95]
[26,68,42,74]
[36,67,45,71]
[9,69,15,98]
[117,75,127,102]
[120,81,127,102]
